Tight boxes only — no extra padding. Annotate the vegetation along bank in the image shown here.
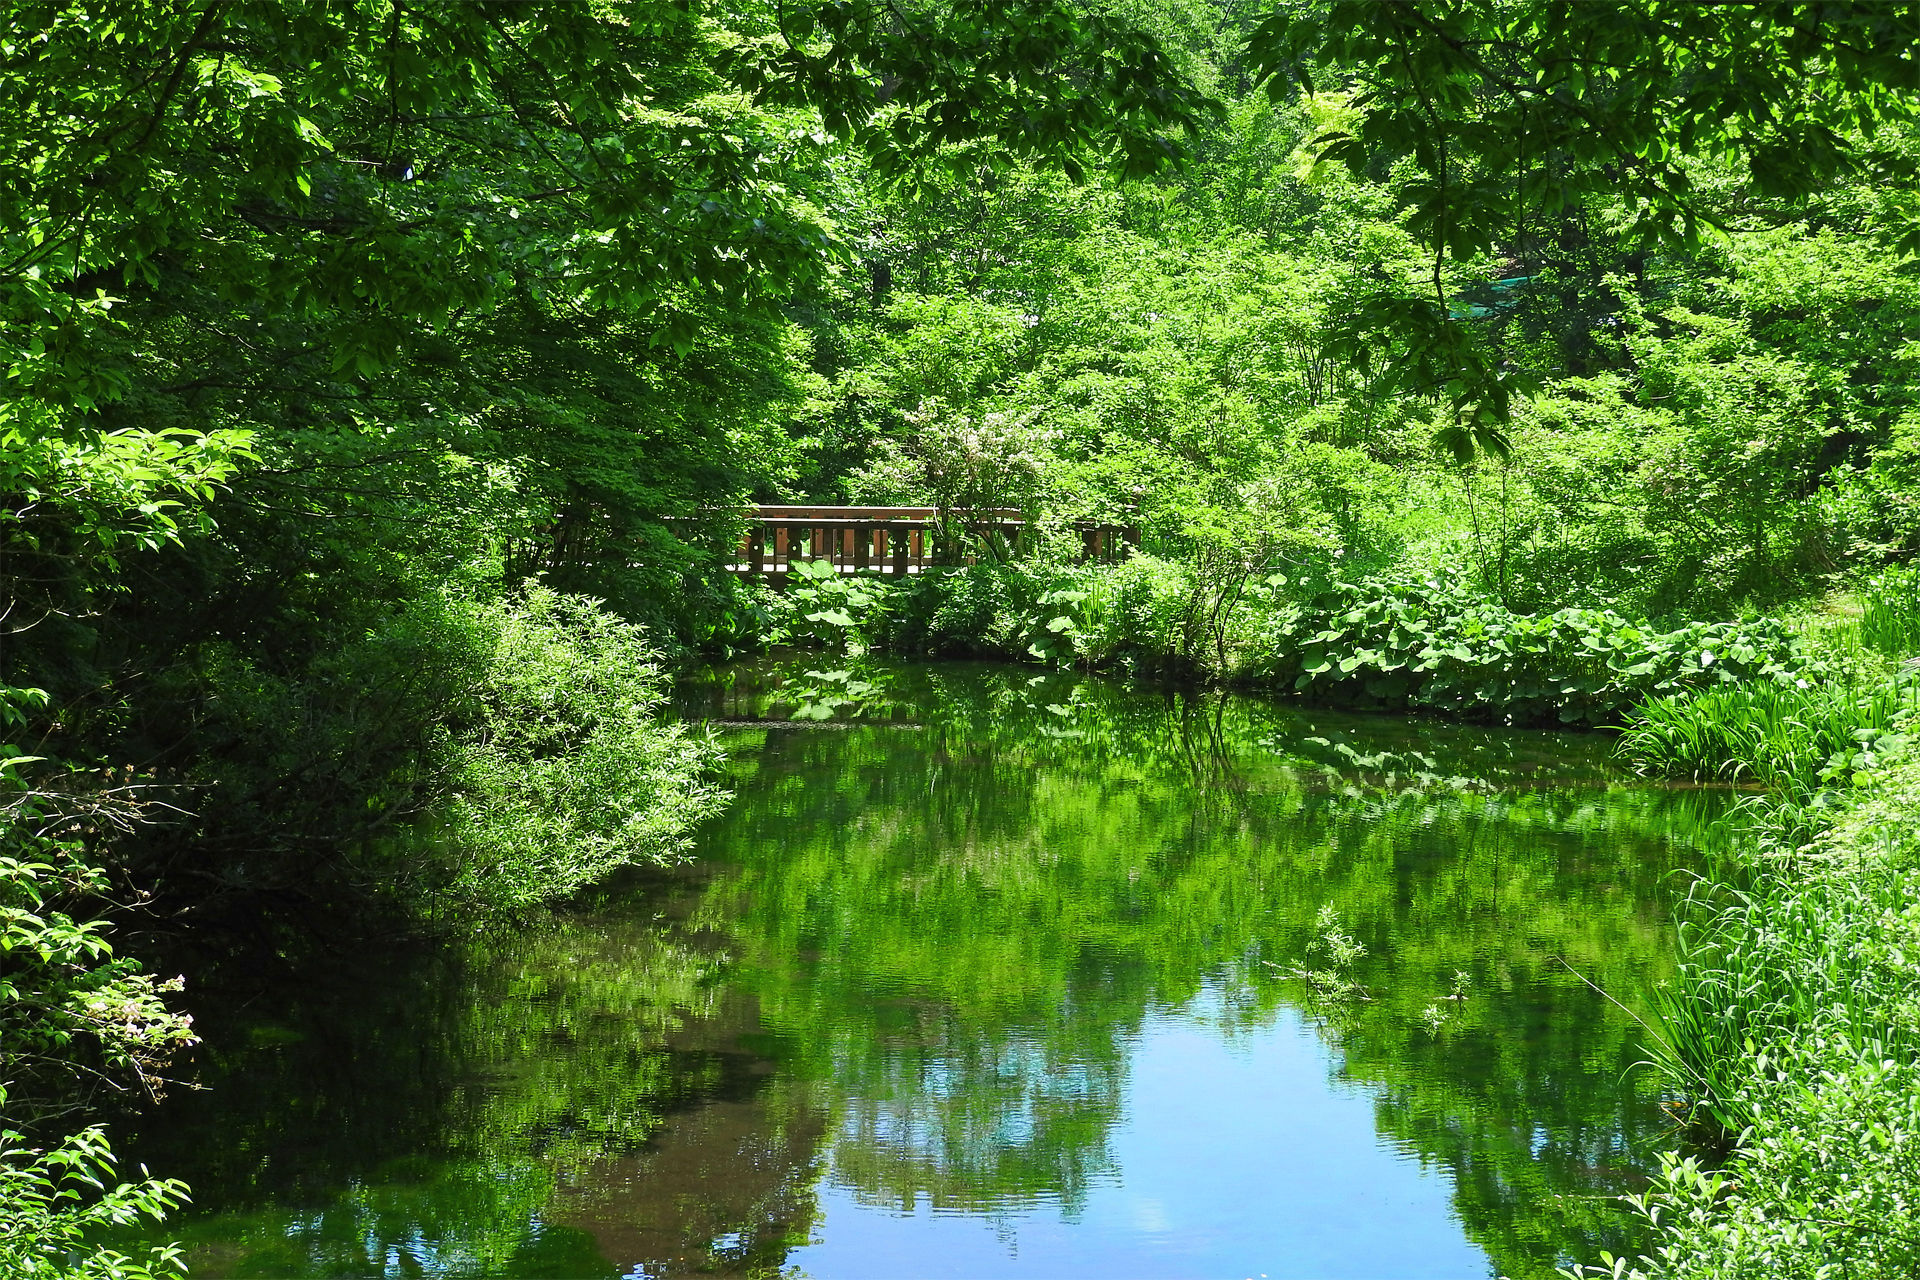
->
[6,2,1920,1277]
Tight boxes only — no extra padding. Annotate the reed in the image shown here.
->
[1858,564,1920,658]
[1617,677,1920,793]
[1643,864,1905,1138]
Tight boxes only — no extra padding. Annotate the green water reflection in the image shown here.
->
[119,659,1723,1278]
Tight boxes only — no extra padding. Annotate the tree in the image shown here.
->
[0,0,1237,992]
[1245,0,1920,446]
[0,0,1219,654]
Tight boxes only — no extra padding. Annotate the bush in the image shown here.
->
[172,581,493,864]
[434,586,725,916]
[3,702,194,1279]
[128,579,725,920]
[1076,555,1205,671]
[1,726,196,1122]
[0,1120,189,1280]
[813,556,1213,675]
[864,562,1054,657]
[775,559,890,652]
[1245,570,1813,727]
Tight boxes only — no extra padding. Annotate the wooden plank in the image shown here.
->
[753,504,939,520]
[739,516,936,532]
[750,504,1023,521]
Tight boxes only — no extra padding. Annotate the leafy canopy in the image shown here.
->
[1245,0,1920,438]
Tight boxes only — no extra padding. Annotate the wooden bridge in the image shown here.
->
[729,505,1139,581]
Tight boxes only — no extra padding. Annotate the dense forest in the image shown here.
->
[5,2,1920,1277]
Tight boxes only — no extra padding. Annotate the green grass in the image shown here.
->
[1616,677,1920,798]
[1579,749,1920,1279]
[1858,564,1920,658]
[1582,578,1920,1279]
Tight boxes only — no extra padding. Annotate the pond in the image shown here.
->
[116,658,1724,1279]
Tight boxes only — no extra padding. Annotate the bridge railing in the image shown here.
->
[726,505,1139,580]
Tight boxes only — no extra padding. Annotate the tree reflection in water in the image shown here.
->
[120,658,1725,1279]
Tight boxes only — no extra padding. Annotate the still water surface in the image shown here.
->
[120,659,1723,1278]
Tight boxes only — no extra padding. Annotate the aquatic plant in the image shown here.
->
[1616,677,1920,794]
[1274,904,1373,1008]
[1858,563,1920,658]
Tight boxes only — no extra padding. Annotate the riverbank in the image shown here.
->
[1570,739,1920,1280]
[761,554,1825,727]
[1562,579,1920,1279]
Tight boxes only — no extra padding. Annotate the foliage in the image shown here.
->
[0,418,255,576]
[0,1118,189,1280]
[1859,563,1920,658]
[1617,677,1920,796]
[729,0,1217,186]
[776,559,887,652]
[1244,1,1920,436]
[436,587,726,917]
[863,562,1051,657]
[764,555,1839,731]
[1071,555,1206,671]
[2,687,196,1119]
[1570,743,1920,1280]
[2,729,194,1277]
[1249,571,1813,726]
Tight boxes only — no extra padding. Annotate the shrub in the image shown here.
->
[435,586,726,917]
[174,581,493,862]
[3,700,194,1279]
[1,724,196,1121]
[864,562,1052,657]
[1246,570,1812,727]
[1076,555,1205,671]
[140,580,725,919]
[0,1119,189,1280]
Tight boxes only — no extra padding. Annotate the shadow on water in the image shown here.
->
[115,656,1729,1279]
